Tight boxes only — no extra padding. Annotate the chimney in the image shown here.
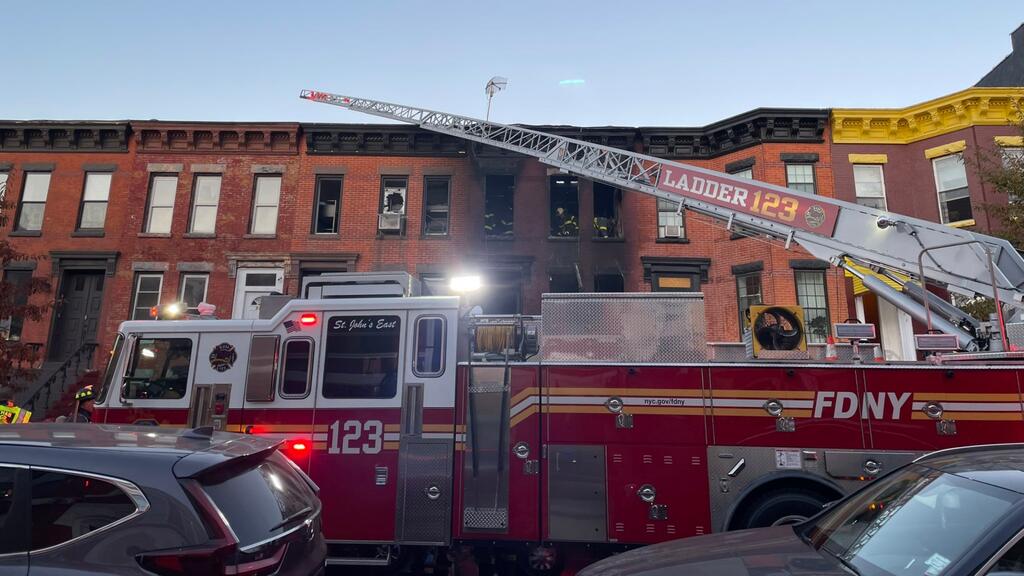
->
[1013,23,1024,55]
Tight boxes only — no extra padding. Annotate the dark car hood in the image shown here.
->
[579,527,846,576]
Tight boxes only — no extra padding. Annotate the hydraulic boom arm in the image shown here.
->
[301,89,1024,348]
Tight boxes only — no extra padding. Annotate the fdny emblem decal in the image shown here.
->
[209,343,237,372]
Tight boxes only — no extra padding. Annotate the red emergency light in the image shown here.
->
[299,313,318,327]
[291,441,308,452]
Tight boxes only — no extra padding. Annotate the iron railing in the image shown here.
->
[22,342,97,414]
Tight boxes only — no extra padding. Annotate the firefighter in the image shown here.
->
[554,207,578,237]
[71,385,95,423]
[0,387,30,424]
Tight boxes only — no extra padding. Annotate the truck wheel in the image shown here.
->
[518,545,562,576]
[734,487,832,529]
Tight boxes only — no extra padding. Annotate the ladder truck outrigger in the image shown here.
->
[86,91,1024,574]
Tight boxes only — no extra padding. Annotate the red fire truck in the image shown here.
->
[92,94,1024,573]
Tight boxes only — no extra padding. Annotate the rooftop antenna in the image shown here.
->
[485,76,508,121]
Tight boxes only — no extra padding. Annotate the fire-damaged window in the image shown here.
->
[313,176,342,234]
[423,177,450,236]
[123,338,193,400]
[323,315,401,399]
[549,175,579,237]
[379,177,407,235]
[484,175,514,237]
[593,183,622,239]
[549,266,581,293]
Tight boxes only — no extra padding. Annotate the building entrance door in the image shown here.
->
[49,271,104,361]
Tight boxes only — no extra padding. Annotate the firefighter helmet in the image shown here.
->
[75,385,95,402]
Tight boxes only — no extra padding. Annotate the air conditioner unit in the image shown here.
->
[663,225,682,238]
[378,213,403,231]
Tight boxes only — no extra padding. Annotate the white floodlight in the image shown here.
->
[450,275,483,293]
[485,76,508,121]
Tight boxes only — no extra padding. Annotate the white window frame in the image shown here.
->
[188,174,221,234]
[16,172,52,232]
[179,273,209,314]
[657,198,684,239]
[131,273,163,320]
[785,163,816,195]
[852,164,887,210]
[250,174,281,235]
[79,172,112,230]
[932,153,971,225]
[412,315,447,378]
[144,175,178,233]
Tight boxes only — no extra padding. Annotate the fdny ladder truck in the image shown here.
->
[85,92,1024,573]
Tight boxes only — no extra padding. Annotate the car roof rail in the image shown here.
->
[182,426,214,440]
[913,442,1024,463]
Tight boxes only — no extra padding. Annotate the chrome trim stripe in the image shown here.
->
[974,526,1024,575]
[238,506,323,553]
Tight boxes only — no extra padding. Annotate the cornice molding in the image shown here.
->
[832,87,1024,144]
[303,123,468,157]
[133,122,299,155]
[0,122,129,152]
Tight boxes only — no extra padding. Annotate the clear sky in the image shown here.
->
[5,1,1024,127]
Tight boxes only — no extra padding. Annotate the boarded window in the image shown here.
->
[323,316,400,399]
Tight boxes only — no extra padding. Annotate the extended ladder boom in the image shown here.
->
[300,90,1024,347]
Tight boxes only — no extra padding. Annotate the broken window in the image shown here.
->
[423,176,450,236]
[593,183,622,238]
[549,176,579,238]
[594,272,625,292]
[548,266,581,293]
[484,175,514,237]
[313,176,342,234]
[379,176,407,235]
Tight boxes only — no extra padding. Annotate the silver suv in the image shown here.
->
[0,423,326,575]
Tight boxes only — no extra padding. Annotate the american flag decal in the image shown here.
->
[284,320,301,333]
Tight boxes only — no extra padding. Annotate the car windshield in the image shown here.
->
[801,464,1019,576]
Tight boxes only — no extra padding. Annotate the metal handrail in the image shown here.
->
[23,342,97,413]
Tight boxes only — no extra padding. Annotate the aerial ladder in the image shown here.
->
[300,90,1024,351]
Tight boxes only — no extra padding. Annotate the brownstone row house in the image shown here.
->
[2,25,1023,384]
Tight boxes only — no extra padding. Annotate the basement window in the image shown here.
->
[593,183,622,239]
[549,176,579,238]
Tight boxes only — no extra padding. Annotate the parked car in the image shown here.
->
[0,423,326,575]
[580,444,1024,576]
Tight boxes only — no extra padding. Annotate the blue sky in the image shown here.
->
[4,1,1023,126]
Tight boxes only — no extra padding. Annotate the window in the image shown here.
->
[123,337,193,400]
[280,339,313,397]
[0,467,27,554]
[420,274,451,297]
[0,172,8,204]
[549,268,581,293]
[785,164,816,194]
[144,175,178,233]
[16,172,51,231]
[549,175,579,237]
[484,175,514,237]
[313,176,342,234]
[594,272,625,292]
[78,172,111,230]
[179,274,208,314]
[379,177,407,235]
[413,317,445,377]
[593,183,622,238]
[933,153,972,224]
[199,452,318,548]
[423,177,450,236]
[130,274,163,320]
[30,470,137,550]
[736,273,763,333]
[731,167,753,180]
[796,270,830,344]
[853,164,886,210]
[189,175,221,234]
[657,198,685,239]
[323,315,400,398]
[250,175,281,235]
[988,533,1024,573]
[1,269,31,341]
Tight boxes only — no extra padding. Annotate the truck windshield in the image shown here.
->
[801,464,1019,576]
[124,338,193,400]
[95,333,124,404]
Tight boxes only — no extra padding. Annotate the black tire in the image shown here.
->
[733,486,834,529]
[517,545,563,576]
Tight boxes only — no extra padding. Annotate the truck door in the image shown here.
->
[190,333,250,430]
[862,366,1024,453]
[309,312,407,543]
[110,332,200,426]
[394,310,458,545]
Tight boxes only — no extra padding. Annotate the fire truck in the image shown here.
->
[92,93,1024,573]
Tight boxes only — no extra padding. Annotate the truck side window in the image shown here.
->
[323,315,400,399]
[245,335,279,403]
[413,316,445,377]
[124,338,193,400]
[280,339,313,398]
